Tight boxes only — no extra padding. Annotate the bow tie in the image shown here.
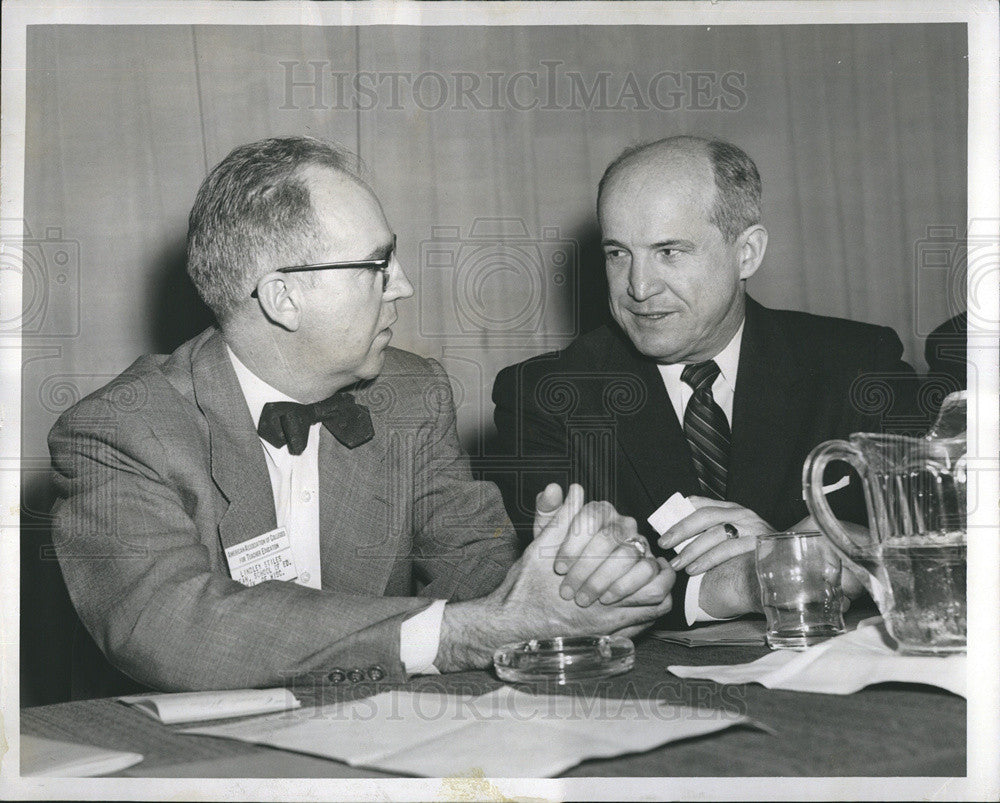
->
[257,392,374,454]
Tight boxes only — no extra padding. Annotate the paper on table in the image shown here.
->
[668,617,966,697]
[182,686,752,777]
[20,734,143,777]
[117,687,300,724]
[653,605,871,647]
[652,617,767,647]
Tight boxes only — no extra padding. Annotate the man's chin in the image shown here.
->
[355,349,387,381]
[627,330,686,363]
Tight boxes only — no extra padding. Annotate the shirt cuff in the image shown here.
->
[399,599,446,675]
[684,572,737,625]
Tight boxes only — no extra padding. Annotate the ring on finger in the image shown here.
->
[617,534,649,558]
[723,523,739,540]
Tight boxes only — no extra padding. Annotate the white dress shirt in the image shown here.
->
[656,321,744,625]
[227,347,444,675]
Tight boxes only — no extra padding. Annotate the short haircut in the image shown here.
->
[186,136,364,320]
[597,135,762,242]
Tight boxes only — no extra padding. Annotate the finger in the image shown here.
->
[617,558,677,606]
[668,526,730,570]
[564,544,652,606]
[610,569,676,620]
[558,515,638,595]
[684,534,757,575]
[532,483,585,554]
[552,500,618,575]
[596,556,659,605]
[657,505,735,549]
[687,495,740,510]
[532,483,564,539]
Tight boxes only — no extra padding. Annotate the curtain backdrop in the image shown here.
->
[20,23,966,704]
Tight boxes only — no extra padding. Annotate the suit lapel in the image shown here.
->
[317,381,392,594]
[190,331,277,551]
[605,332,700,514]
[728,298,810,525]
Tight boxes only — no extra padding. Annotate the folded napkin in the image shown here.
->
[117,688,300,724]
[652,617,767,647]
[668,618,965,697]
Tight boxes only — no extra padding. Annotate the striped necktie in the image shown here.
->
[680,360,730,500]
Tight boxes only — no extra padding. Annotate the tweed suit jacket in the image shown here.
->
[50,328,517,692]
[492,297,921,628]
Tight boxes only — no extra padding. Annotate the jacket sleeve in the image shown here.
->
[848,325,929,436]
[491,360,579,548]
[49,397,432,692]
[408,358,519,601]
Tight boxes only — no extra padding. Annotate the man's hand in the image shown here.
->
[658,497,773,575]
[434,484,675,672]
[541,484,664,607]
[695,530,871,620]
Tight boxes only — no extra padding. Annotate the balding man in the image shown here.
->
[493,135,916,624]
[49,136,674,695]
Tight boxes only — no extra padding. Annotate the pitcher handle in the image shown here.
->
[803,439,893,612]
[802,439,871,557]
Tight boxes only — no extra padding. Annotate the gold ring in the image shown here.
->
[723,523,739,540]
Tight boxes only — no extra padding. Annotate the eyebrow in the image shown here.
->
[649,239,694,250]
[600,238,694,249]
[365,235,395,261]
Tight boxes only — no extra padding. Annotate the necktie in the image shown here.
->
[257,392,374,454]
[680,360,731,500]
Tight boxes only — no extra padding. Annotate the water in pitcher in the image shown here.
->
[878,530,967,653]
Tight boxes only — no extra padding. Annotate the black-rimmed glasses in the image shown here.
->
[251,235,395,297]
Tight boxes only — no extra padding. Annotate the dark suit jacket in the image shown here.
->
[49,329,517,693]
[491,297,919,627]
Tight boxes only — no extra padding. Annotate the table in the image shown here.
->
[20,636,965,778]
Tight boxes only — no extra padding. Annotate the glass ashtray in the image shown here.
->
[493,635,635,684]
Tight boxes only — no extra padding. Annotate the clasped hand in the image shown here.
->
[515,484,674,625]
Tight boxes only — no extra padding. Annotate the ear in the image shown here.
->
[736,224,768,281]
[255,274,302,332]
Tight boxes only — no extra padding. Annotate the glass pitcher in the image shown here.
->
[802,393,967,655]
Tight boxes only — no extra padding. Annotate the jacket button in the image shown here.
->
[347,668,365,683]
[367,665,386,681]
[326,668,346,684]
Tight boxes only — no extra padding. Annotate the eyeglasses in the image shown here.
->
[251,235,395,297]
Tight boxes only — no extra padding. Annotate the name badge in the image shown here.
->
[224,527,298,587]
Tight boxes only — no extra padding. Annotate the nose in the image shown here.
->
[626,254,664,302]
[384,255,414,301]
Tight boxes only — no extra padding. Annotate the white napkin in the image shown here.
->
[183,686,752,777]
[668,618,965,697]
[117,688,300,724]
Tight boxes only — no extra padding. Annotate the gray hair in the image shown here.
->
[597,135,762,242]
[186,136,365,320]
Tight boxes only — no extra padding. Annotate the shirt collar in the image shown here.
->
[660,318,745,390]
[226,344,298,427]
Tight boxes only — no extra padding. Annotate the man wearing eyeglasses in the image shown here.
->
[49,136,675,696]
